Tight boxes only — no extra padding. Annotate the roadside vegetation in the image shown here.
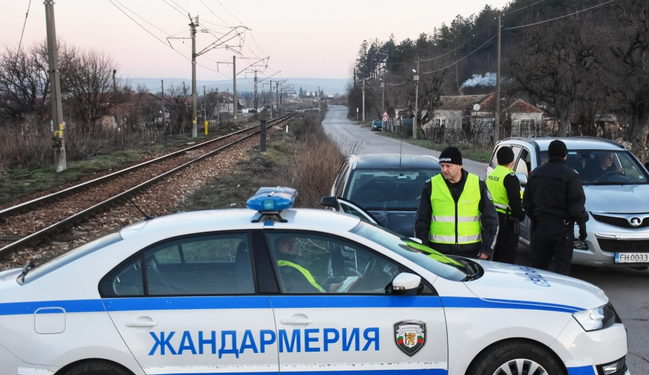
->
[348,0,649,160]
[178,110,345,211]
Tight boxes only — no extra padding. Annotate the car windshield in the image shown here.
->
[541,150,649,186]
[345,169,439,210]
[350,221,469,281]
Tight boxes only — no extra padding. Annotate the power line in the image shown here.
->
[420,17,498,64]
[504,0,617,31]
[108,0,170,47]
[504,0,549,16]
[417,0,616,75]
[162,0,188,18]
[421,34,498,75]
[17,0,33,52]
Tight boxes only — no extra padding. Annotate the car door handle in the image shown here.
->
[280,317,313,325]
[126,319,158,328]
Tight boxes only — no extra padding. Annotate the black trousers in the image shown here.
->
[531,218,574,275]
[493,213,519,264]
[431,242,481,259]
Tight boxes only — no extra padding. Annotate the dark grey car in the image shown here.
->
[326,154,441,237]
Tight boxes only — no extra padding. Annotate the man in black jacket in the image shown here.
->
[522,140,588,275]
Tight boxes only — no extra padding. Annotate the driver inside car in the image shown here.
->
[273,236,327,293]
[585,152,624,180]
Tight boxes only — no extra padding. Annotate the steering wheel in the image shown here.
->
[347,258,377,292]
[595,170,626,182]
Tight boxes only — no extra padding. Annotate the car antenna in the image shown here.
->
[127,197,154,220]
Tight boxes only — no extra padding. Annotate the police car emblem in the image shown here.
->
[394,320,426,356]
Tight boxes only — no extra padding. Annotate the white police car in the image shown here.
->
[0,187,629,375]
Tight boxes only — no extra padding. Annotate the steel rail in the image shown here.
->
[0,114,293,258]
[0,115,291,220]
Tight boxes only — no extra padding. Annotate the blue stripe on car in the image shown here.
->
[0,295,581,315]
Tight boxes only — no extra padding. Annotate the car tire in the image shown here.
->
[467,340,566,375]
[63,361,132,375]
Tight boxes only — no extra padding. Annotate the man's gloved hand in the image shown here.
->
[579,225,587,241]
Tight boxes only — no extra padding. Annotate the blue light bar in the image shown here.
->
[246,187,297,213]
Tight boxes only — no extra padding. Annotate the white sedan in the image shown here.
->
[0,187,629,375]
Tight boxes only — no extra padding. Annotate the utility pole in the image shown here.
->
[203,86,207,135]
[253,70,258,119]
[275,82,279,116]
[161,80,166,130]
[495,10,502,143]
[381,71,385,118]
[190,15,199,138]
[44,0,66,172]
[362,77,365,123]
[233,55,238,126]
[413,57,420,140]
[216,87,219,125]
[269,80,273,119]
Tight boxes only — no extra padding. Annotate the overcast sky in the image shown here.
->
[2,0,511,83]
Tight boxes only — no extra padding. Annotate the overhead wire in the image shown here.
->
[108,0,229,77]
[416,0,617,75]
[503,0,617,31]
[17,0,33,52]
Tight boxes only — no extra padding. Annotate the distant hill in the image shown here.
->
[124,77,349,97]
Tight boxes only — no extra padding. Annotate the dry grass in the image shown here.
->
[179,110,345,211]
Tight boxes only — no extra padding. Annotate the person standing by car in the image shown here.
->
[486,146,526,264]
[414,147,499,260]
[523,140,588,275]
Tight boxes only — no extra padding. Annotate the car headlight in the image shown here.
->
[573,303,620,331]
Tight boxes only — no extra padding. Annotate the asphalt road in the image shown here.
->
[323,105,649,373]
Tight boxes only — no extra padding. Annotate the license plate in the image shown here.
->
[615,252,649,263]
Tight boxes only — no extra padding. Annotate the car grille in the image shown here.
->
[598,239,649,253]
[592,213,649,229]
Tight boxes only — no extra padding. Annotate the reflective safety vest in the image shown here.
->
[486,165,516,215]
[429,173,481,244]
[277,260,326,293]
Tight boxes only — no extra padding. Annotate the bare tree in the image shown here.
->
[599,0,649,161]
[0,41,50,123]
[506,18,600,137]
[60,49,120,131]
[166,83,191,135]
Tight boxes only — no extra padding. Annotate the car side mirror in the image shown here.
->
[320,196,339,210]
[390,272,423,296]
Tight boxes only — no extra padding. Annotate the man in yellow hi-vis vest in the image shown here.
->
[415,147,499,260]
[273,235,326,293]
[486,146,526,264]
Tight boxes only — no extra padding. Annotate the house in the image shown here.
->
[420,93,547,144]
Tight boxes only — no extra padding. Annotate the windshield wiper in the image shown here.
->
[18,260,35,282]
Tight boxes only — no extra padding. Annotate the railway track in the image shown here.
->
[0,114,293,260]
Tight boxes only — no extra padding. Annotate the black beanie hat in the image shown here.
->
[497,146,515,165]
[439,147,463,165]
[548,140,568,158]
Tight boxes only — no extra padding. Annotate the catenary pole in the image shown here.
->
[190,15,198,138]
[495,11,502,143]
[44,0,66,172]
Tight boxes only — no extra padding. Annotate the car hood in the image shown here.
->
[462,261,607,311]
[584,184,649,214]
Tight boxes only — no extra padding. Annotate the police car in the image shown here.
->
[0,187,629,375]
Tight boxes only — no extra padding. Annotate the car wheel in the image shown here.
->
[467,340,566,375]
[63,361,132,375]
